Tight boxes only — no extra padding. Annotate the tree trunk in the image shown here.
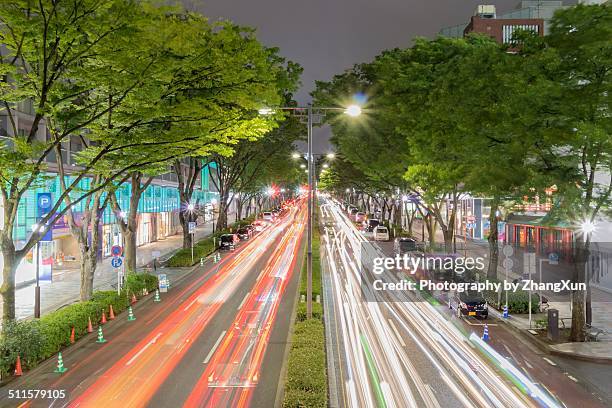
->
[79,247,96,301]
[124,229,137,273]
[569,238,588,342]
[487,198,500,280]
[0,240,17,321]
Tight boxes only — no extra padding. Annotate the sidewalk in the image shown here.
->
[8,218,222,321]
[411,219,612,361]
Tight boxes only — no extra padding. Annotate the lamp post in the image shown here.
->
[187,203,195,264]
[261,104,361,318]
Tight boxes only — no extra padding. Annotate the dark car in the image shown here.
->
[452,290,488,319]
[365,219,381,232]
[236,228,250,240]
[219,233,239,250]
[245,224,255,235]
[394,237,417,254]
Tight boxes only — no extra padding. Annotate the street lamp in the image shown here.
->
[322,163,329,169]
[300,163,306,169]
[210,198,218,235]
[260,103,361,318]
[344,104,362,117]
[292,152,301,159]
[326,152,335,160]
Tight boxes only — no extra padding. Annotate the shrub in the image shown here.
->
[283,318,327,408]
[0,320,46,377]
[295,302,323,322]
[483,283,540,314]
[0,276,158,377]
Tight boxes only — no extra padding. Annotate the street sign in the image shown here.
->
[111,257,123,268]
[152,250,161,259]
[502,245,514,257]
[188,222,196,234]
[548,252,559,265]
[111,245,123,257]
[158,273,169,293]
[502,258,513,271]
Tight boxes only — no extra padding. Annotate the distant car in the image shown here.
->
[245,224,255,235]
[252,220,265,232]
[219,234,239,250]
[364,219,381,232]
[262,212,273,221]
[349,207,358,217]
[394,237,417,254]
[373,226,390,241]
[355,212,366,223]
[236,228,250,240]
[451,290,488,319]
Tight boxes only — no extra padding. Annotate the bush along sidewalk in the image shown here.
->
[283,214,327,408]
[0,273,158,380]
[167,215,258,267]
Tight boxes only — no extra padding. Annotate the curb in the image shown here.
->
[489,307,612,364]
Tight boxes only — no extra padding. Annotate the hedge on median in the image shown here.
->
[282,319,327,408]
[483,279,540,314]
[0,273,158,378]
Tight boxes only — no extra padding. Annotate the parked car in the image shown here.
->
[219,233,239,250]
[373,226,390,241]
[245,224,255,235]
[450,290,488,319]
[348,207,358,217]
[252,220,265,232]
[364,219,381,232]
[394,237,417,254]
[262,212,274,221]
[236,228,250,240]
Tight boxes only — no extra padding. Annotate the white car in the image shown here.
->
[262,212,273,222]
[373,226,390,241]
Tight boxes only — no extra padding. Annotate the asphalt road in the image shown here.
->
[0,204,306,408]
[320,198,608,408]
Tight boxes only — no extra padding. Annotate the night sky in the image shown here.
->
[183,0,534,152]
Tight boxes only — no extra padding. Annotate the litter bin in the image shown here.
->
[547,309,559,342]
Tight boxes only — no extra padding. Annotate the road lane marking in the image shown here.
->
[387,318,406,347]
[126,332,162,366]
[543,357,557,366]
[203,330,226,364]
[567,374,578,382]
[183,297,198,312]
[238,291,250,310]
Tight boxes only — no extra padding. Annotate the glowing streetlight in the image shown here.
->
[292,152,301,159]
[187,203,195,212]
[344,104,362,117]
[581,219,596,235]
[323,163,329,169]
[300,163,306,169]
[258,108,273,115]
[326,152,335,160]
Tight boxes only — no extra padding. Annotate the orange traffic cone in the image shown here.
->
[87,316,93,333]
[131,293,137,304]
[101,310,107,324]
[14,356,22,376]
[109,304,115,320]
[70,327,75,344]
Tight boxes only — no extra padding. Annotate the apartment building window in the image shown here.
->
[502,24,539,44]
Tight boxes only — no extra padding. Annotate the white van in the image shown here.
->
[373,226,390,241]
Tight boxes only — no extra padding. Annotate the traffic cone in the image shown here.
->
[131,293,137,304]
[154,289,161,302]
[14,355,22,376]
[96,326,107,343]
[100,309,107,324]
[87,316,93,333]
[127,306,136,321]
[54,352,67,373]
[503,305,509,319]
[109,304,115,320]
[482,324,490,341]
[70,327,75,344]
